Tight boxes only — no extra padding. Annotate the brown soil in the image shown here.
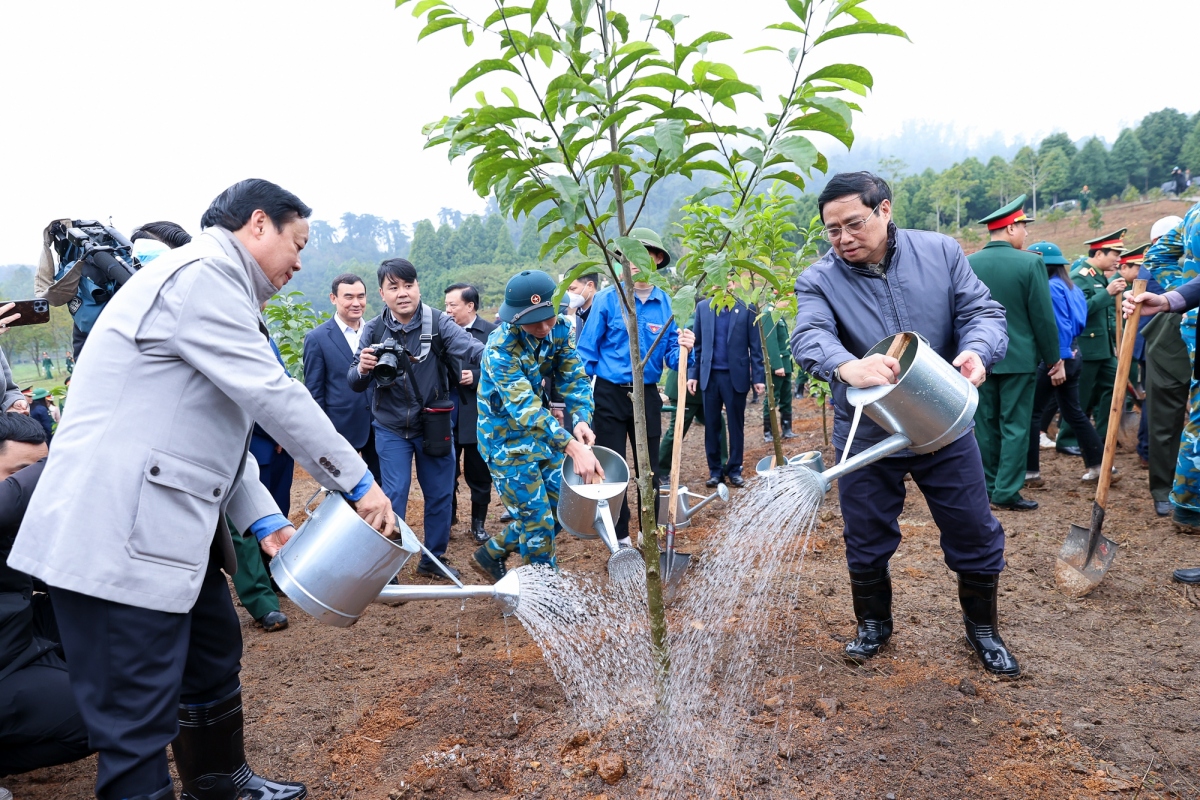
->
[11,396,1200,799]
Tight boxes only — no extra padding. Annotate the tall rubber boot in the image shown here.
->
[844,566,893,660]
[171,687,307,799]
[957,572,1021,679]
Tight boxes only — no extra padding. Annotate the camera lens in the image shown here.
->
[375,353,400,387]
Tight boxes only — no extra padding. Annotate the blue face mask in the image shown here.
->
[131,238,169,264]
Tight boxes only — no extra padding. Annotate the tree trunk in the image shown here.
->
[758,316,786,466]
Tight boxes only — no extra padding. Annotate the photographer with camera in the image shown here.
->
[349,258,483,580]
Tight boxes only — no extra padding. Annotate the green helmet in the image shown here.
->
[624,227,672,269]
[1027,241,1069,266]
[498,269,559,324]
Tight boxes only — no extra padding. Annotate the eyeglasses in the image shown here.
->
[821,204,881,242]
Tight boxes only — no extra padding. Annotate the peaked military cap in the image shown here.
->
[979,194,1033,230]
[1084,228,1126,252]
[1119,243,1149,265]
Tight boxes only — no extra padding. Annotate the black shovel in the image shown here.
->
[661,343,693,602]
[1056,278,1145,597]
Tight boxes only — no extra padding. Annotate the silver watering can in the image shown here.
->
[758,332,978,492]
[656,482,729,529]
[271,491,522,628]
[558,445,645,584]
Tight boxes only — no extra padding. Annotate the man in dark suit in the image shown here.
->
[304,273,379,481]
[444,283,497,543]
[688,295,765,488]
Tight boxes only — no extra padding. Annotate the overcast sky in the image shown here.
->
[0,0,1193,265]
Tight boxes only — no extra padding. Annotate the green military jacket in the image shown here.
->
[1070,257,1118,361]
[966,240,1060,373]
[763,312,793,376]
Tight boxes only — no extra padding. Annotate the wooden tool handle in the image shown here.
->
[1113,295,1124,360]
[667,344,689,528]
[885,333,910,361]
[1096,279,1146,509]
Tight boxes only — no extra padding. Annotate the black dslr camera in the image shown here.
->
[372,338,410,387]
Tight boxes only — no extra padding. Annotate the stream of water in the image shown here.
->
[510,464,826,798]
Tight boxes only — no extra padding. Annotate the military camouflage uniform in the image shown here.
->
[476,316,594,567]
[1145,205,1200,511]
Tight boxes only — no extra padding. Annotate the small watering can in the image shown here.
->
[558,445,645,584]
[760,332,977,492]
[270,490,422,628]
[656,482,729,529]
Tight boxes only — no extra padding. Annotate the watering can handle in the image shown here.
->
[885,333,910,361]
[303,488,325,517]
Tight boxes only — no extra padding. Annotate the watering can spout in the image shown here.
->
[686,482,729,515]
[809,433,912,491]
[374,570,522,616]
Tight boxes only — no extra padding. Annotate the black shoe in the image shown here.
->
[471,516,490,544]
[957,573,1020,679]
[1173,567,1200,584]
[1155,500,1172,517]
[471,546,507,583]
[255,610,289,632]
[705,475,722,488]
[173,687,307,800]
[726,473,746,488]
[499,509,514,523]
[782,423,799,440]
[991,494,1038,511]
[1055,445,1082,457]
[763,430,774,443]
[416,560,461,582]
[845,566,893,661]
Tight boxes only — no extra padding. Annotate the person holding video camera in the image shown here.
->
[349,258,483,580]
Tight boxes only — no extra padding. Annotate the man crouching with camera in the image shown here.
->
[349,258,483,580]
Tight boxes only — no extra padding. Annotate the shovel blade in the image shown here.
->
[1055,523,1118,597]
[659,551,692,604]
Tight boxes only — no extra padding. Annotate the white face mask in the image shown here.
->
[566,291,586,310]
[132,238,170,264]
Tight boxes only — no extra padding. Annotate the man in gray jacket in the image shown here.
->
[791,171,1019,679]
[7,179,393,800]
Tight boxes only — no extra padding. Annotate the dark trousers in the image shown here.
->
[974,371,1036,504]
[836,433,1005,574]
[659,400,726,473]
[0,651,92,776]
[49,546,242,800]
[763,373,793,429]
[1028,356,1103,471]
[374,422,455,562]
[1057,356,1117,448]
[1144,317,1190,502]
[592,378,662,540]
[361,425,381,485]
[453,441,492,520]
[702,369,747,477]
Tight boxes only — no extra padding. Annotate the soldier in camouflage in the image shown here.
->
[472,270,602,581]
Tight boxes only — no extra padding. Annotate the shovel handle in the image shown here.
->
[1113,295,1124,360]
[885,333,910,361]
[666,343,689,529]
[1096,279,1146,509]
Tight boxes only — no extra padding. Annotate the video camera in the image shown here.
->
[372,337,411,387]
[46,220,140,332]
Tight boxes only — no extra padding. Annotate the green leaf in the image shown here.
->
[761,170,808,191]
[688,31,733,49]
[585,151,639,172]
[411,0,446,16]
[670,284,697,326]
[537,44,554,67]
[821,77,868,96]
[483,5,530,28]
[785,0,809,19]
[712,79,762,105]
[804,63,874,89]
[653,119,685,162]
[771,135,818,171]
[608,11,630,41]
[616,40,657,57]
[744,45,782,54]
[813,21,909,46]
[530,0,548,26]
[766,22,806,34]
[501,87,519,105]
[449,59,521,98]
[624,73,691,93]
[807,95,854,125]
[786,111,854,148]
[615,236,654,274]
[418,15,464,40]
[548,175,580,207]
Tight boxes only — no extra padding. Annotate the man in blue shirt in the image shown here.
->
[575,228,695,546]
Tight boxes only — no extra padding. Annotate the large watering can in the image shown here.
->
[559,445,645,583]
[656,482,729,529]
[758,332,977,492]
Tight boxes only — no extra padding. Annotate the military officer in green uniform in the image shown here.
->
[762,311,798,442]
[969,195,1062,510]
[1056,228,1127,455]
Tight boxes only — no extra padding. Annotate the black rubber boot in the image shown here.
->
[471,503,489,544]
[172,687,307,799]
[782,420,798,439]
[844,566,893,661]
[957,572,1021,679]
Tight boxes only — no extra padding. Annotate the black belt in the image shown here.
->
[599,377,656,390]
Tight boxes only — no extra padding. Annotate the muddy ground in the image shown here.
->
[12,395,1200,799]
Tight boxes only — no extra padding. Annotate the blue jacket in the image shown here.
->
[576,285,690,385]
[1048,277,1088,360]
[304,316,373,450]
[689,298,765,393]
[790,226,1007,453]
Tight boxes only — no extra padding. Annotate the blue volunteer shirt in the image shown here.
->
[575,284,690,384]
